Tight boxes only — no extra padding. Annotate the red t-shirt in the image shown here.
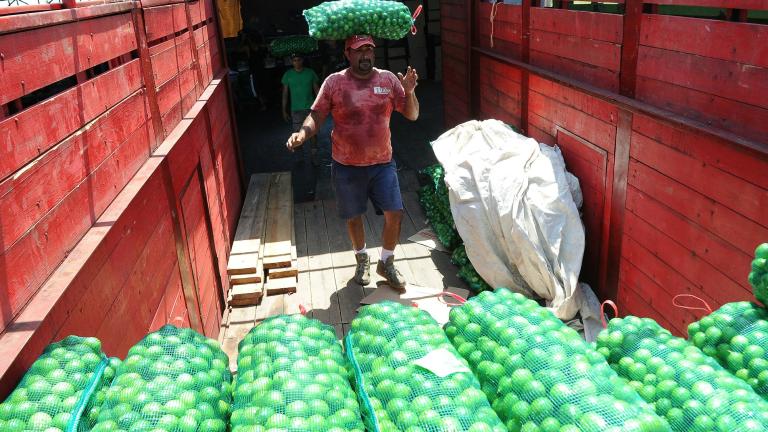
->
[311,68,407,166]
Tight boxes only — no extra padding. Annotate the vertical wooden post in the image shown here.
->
[520,0,532,134]
[619,0,643,98]
[132,5,166,147]
[183,0,206,94]
[466,0,477,119]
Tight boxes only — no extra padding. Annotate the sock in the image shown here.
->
[380,248,394,262]
[354,244,367,255]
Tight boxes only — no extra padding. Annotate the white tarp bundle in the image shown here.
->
[431,119,602,340]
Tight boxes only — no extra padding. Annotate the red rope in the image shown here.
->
[601,300,618,329]
[411,5,423,35]
[672,294,713,314]
[490,0,501,48]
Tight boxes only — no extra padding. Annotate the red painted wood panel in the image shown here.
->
[442,3,466,20]
[530,50,620,92]
[627,159,768,260]
[645,0,768,10]
[529,75,618,126]
[442,43,467,63]
[179,67,199,114]
[626,186,752,291]
[442,29,468,49]
[168,118,207,194]
[531,8,622,43]
[0,13,136,104]
[528,90,617,151]
[0,90,148,249]
[0,124,152,333]
[199,138,229,302]
[0,60,143,182]
[150,38,180,86]
[144,4,187,42]
[149,266,184,332]
[635,77,768,143]
[637,46,768,110]
[630,131,767,228]
[528,124,556,145]
[633,114,768,190]
[617,289,680,337]
[641,15,768,68]
[531,30,621,71]
[176,32,194,72]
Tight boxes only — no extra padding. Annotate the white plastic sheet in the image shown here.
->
[431,119,602,340]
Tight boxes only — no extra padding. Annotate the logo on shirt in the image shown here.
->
[373,86,391,95]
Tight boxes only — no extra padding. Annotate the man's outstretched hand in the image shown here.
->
[286,132,304,152]
[398,66,419,95]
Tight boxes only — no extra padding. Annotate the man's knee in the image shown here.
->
[383,210,403,223]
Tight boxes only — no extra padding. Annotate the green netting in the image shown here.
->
[269,36,319,58]
[346,301,506,432]
[230,314,364,431]
[0,336,116,432]
[90,325,233,432]
[303,0,414,40]
[688,302,768,399]
[597,315,768,431]
[749,243,768,307]
[78,358,122,431]
[446,288,670,432]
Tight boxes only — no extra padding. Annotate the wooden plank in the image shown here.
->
[267,265,299,279]
[285,203,312,315]
[305,201,341,325]
[143,4,186,42]
[634,76,768,144]
[229,283,264,306]
[530,50,619,93]
[323,200,364,325]
[226,174,270,273]
[637,45,768,110]
[264,277,298,296]
[150,38,180,87]
[644,0,768,11]
[0,13,137,104]
[641,15,768,69]
[230,273,260,285]
[530,8,621,43]
[262,255,293,269]
[262,172,294,259]
[531,29,621,71]
[0,60,143,182]
[529,74,618,126]
[0,3,133,34]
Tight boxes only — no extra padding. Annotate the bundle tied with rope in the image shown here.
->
[304,0,422,40]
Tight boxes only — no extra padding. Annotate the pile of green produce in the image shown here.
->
[304,0,414,40]
[597,315,768,431]
[749,243,768,306]
[230,314,364,431]
[688,301,768,399]
[452,245,492,293]
[0,336,119,432]
[90,325,232,432]
[446,288,670,432]
[269,35,318,58]
[346,301,505,431]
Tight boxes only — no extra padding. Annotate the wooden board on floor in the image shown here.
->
[262,254,293,269]
[324,200,365,325]
[285,202,312,315]
[229,283,263,306]
[305,201,342,325]
[264,276,298,295]
[262,172,294,260]
[268,265,298,279]
[220,305,257,372]
[227,174,271,274]
[229,273,260,285]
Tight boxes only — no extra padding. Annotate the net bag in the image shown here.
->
[446,288,670,432]
[304,0,415,40]
[688,302,768,399]
[346,301,506,432]
[230,314,364,431]
[597,315,768,431]
[0,336,118,432]
[90,325,233,432]
[749,243,768,306]
[269,35,319,58]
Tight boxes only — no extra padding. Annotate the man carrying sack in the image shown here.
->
[285,35,419,292]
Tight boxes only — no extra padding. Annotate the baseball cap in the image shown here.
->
[345,35,376,50]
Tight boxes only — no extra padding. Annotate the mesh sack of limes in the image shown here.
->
[269,36,319,58]
[89,324,232,432]
[230,314,365,431]
[597,315,768,431]
[419,164,492,292]
[749,243,768,307]
[304,0,416,40]
[688,301,768,399]
[345,301,506,431]
[445,288,670,432]
[0,336,121,432]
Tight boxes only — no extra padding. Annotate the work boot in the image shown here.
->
[376,256,406,293]
[354,252,370,285]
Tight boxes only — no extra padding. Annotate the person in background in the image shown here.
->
[285,35,419,292]
[282,54,321,165]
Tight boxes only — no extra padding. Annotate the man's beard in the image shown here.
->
[358,59,372,72]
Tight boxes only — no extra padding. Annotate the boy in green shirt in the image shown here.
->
[282,54,320,165]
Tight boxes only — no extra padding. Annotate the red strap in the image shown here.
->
[410,5,423,35]
[299,304,307,316]
[437,291,467,306]
[672,294,712,314]
[601,300,618,329]
[490,0,501,48]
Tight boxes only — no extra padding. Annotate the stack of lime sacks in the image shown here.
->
[304,0,414,40]
[0,336,120,432]
[90,325,232,432]
[749,243,768,306]
[597,315,768,431]
[269,36,319,58]
[688,302,768,399]
[230,314,364,431]
[446,288,670,432]
[419,164,492,292]
[346,301,506,431]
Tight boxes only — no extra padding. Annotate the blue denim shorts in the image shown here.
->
[331,160,403,219]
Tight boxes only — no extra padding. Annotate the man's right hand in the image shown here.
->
[286,132,304,152]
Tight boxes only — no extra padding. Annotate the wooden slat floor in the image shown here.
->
[219,170,468,368]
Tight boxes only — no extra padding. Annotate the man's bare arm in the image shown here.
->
[397,66,419,121]
[286,110,327,150]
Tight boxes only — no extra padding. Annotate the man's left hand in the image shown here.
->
[398,66,419,95]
